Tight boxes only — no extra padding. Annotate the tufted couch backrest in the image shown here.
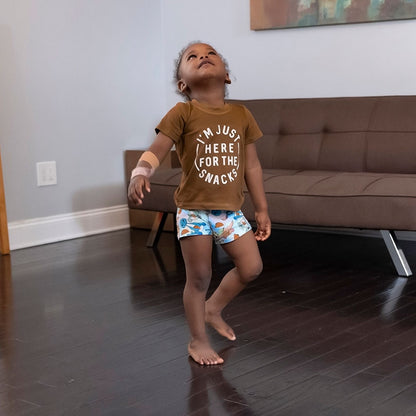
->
[232,96,416,174]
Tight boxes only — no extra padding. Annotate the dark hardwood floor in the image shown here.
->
[2,226,416,415]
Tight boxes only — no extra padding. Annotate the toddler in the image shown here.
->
[128,42,271,365]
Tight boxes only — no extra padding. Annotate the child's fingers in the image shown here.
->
[144,177,151,193]
[263,224,271,239]
[129,187,143,205]
[255,224,271,241]
[254,228,263,241]
[137,180,151,203]
[128,176,151,205]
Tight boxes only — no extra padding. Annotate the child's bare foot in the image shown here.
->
[188,339,224,366]
[205,307,236,341]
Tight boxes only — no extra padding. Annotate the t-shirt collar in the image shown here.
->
[191,99,231,115]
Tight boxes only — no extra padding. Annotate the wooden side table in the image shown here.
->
[0,148,10,255]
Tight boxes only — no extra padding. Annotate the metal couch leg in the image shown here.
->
[380,230,412,277]
[146,212,168,248]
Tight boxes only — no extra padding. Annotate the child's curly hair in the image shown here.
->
[173,41,231,101]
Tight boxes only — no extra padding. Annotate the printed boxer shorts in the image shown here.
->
[176,208,252,244]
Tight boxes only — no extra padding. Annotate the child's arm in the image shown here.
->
[244,143,271,241]
[128,132,174,205]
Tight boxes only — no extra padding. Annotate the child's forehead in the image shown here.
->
[183,43,216,56]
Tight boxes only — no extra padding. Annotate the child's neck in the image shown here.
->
[189,88,226,108]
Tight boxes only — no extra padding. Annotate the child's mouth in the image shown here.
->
[198,60,213,68]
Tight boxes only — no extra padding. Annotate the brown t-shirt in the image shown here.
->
[156,99,263,210]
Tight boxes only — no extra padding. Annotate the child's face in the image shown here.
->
[177,43,231,98]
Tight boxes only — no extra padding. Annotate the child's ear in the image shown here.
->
[177,79,187,93]
[225,73,231,85]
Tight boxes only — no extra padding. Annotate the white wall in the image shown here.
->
[2,0,416,246]
[162,0,416,107]
[0,0,163,223]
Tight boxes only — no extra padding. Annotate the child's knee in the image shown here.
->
[186,268,212,292]
[242,259,263,283]
[251,259,263,280]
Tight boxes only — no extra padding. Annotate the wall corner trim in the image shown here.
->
[8,205,130,250]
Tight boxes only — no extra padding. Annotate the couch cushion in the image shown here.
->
[366,132,416,174]
[134,167,416,231]
[241,169,416,230]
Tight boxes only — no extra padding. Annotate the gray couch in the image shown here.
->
[126,95,416,277]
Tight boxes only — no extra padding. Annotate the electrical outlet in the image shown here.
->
[37,161,57,186]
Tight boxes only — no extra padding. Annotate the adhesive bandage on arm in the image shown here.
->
[140,151,160,170]
[130,151,160,180]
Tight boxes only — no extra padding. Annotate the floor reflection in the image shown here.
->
[129,230,182,287]
[381,277,408,319]
[187,347,254,415]
[1,253,12,300]
[0,254,12,352]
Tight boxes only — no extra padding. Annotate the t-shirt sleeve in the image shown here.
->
[155,102,189,144]
[244,106,263,144]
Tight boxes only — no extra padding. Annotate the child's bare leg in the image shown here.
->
[206,231,262,340]
[180,235,224,365]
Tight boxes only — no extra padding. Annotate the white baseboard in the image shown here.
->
[9,205,130,250]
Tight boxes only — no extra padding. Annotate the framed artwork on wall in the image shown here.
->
[250,0,416,30]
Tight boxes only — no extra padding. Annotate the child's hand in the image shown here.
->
[128,175,151,205]
[254,211,271,241]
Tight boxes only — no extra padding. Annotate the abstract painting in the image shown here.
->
[250,0,416,30]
